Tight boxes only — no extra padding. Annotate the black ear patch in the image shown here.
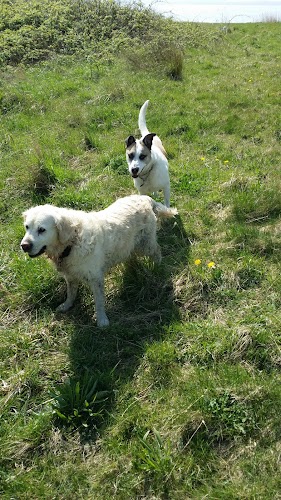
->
[143,133,156,150]
[125,135,136,148]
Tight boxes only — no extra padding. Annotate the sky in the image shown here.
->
[139,0,281,23]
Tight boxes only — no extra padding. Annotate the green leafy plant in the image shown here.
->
[106,155,127,174]
[52,375,109,429]
[134,429,173,479]
[202,390,258,440]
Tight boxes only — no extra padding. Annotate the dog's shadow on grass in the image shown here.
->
[62,214,190,439]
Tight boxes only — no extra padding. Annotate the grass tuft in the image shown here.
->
[28,163,58,200]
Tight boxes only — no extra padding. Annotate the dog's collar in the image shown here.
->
[138,164,154,187]
[58,245,72,262]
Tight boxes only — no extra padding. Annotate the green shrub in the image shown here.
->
[0,0,164,65]
[0,0,223,70]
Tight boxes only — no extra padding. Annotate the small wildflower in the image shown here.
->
[207,261,216,269]
[223,160,229,164]
[194,259,202,266]
[200,157,205,161]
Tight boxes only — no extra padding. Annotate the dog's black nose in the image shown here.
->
[21,242,32,253]
[131,167,139,177]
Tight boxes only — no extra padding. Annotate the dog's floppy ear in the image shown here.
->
[143,133,156,150]
[125,135,136,148]
[55,213,77,246]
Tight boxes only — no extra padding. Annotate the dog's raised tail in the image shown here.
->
[151,199,178,219]
[138,100,150,136]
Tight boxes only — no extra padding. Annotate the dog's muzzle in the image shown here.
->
[131,167,139,178]
[21,241,46,258]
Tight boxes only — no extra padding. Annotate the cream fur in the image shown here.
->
[21,195,177,327]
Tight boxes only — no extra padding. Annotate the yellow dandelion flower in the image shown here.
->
[224,160,229,164]
[207,261,216,269]
[194,259,202,266]
[200,157,205,161]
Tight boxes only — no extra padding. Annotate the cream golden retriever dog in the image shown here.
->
[21,195,177,327]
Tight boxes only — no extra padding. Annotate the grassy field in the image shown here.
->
[1,8,281,498]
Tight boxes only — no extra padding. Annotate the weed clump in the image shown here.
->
[201,390,258,441]
[133,428,174,496]
[28,163,57,200]
[232,180,281,223]
[52,374,109,431]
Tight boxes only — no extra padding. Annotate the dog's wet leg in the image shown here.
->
[141,234,162,264]
[163,184,170,207]
[89,277,109,328]
[56,278,79,312]
[151,243,162,264]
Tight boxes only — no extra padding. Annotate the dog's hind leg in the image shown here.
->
[89,276,109,328]
[150,241,162,264]
[163,184,170,208]
[139,230,162,264]
[57,278,79,312]
[150,243,162,264]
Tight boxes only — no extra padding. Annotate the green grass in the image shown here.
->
[1,9,281,498]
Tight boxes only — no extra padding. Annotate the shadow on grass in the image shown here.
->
[54,214,190,439]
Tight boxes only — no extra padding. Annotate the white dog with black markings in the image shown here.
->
[125,100,171,207]
[20,195,177,327]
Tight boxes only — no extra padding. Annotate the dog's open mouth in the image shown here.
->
[29,245,47,258]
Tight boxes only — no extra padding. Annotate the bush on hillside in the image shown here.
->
[0,0,223,73]
[0,0,163,65]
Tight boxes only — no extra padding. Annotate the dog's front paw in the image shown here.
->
[56,302,71,313]
[97,314,110,328]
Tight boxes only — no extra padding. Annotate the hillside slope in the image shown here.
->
[0,16,281,499]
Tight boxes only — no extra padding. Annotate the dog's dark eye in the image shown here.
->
[139,154,146,161]
[128,153,134,160]
[25,225,29,230]
[38,227,46,234]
